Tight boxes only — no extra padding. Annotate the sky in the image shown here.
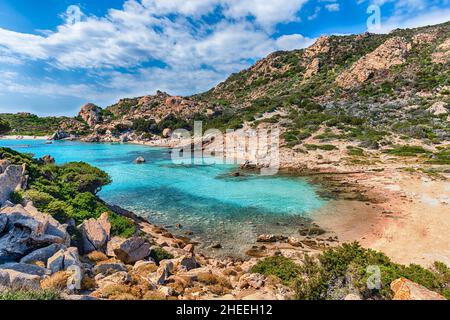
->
[0,0,449,116]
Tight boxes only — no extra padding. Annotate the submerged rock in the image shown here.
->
[134,156,146,164]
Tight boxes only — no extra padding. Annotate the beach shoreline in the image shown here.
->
[0,135,49,140]
[2,136,449,268]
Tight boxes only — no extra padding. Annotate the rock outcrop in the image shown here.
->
[0,202,70,263]
[113,237,151,264]
[79,213,111,253]
[432,37,450,64]
[304,58,321,79]
[427,101,448,116]
[79,103,102,127]
[391,278,446,300]
[336,37,411,89]
[0,161,27,206]
[51,130,69,141]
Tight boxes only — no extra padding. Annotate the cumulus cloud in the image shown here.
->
[0,0,314,106]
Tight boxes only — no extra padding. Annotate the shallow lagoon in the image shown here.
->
[0,139,327,255]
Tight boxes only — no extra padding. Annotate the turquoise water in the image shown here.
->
[0,139,326,254]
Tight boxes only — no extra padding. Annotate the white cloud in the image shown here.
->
[377,7,450,33]
[63,5,85,25]
[0,0,314,110]
[324,3,340,12]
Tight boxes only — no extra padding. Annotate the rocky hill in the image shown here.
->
[33,22,448,153]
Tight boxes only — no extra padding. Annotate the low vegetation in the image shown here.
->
[253,243,450,300]
[0,147,135,238]
[0,289,61,300]
[0,118,11,135]
[0,113,63,136]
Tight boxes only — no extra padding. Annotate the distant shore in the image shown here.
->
[0,135,49,140]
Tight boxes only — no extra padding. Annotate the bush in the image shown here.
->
[0,118,11,134]
[150,247,174,264]
[294,242,450,300]
[108,212,136,238]
[0,289,61,300]
[251,256,301,285]
[385,145,431,157]
[23,190,55,208]
[9,191,23,204]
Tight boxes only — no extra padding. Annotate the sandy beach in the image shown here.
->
[314,168,450,267]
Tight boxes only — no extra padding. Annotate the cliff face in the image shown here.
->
[0,161,27,206]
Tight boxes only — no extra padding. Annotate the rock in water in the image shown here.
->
[51,130,69,141]
[134,156,146,164]
[40,155,55,164]
[391,278,446,300]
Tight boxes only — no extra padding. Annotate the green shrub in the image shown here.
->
[23,189,56,208]
[9,191,23,204]
[0,118,11,134]
[0,289,61,300]
[294,242,449,300]
[304,144,338,151]
[347,146,365,156]
[150,247,174,264]
[109,213,136,238]
[251,256,301,285]
[385,145,431,157]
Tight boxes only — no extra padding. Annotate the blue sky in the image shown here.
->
[0,0,449,116]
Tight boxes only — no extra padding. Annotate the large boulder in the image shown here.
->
[51,130,69,141]
[113,237,151,265]
[179,255,199,272]
[155,260,174,285]
[78,103,102,127]
[162,128,172,138]
[0,226,33,263]
[0,269,41,291]
[0,214,7,234]
[0,262,49,277]
[0,162,27,206]
[40,155,55,164]
[47,247,82,274]
[391,278,446,300]
[0,203,70,263]
[20,243,64,265]
[80,213,111,253]
[106,236,126,257]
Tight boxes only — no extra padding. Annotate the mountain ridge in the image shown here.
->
[1,21,449,152]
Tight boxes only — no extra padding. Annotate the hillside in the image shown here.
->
[1,22,449,156]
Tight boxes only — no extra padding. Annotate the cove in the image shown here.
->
[0,139,327,255]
